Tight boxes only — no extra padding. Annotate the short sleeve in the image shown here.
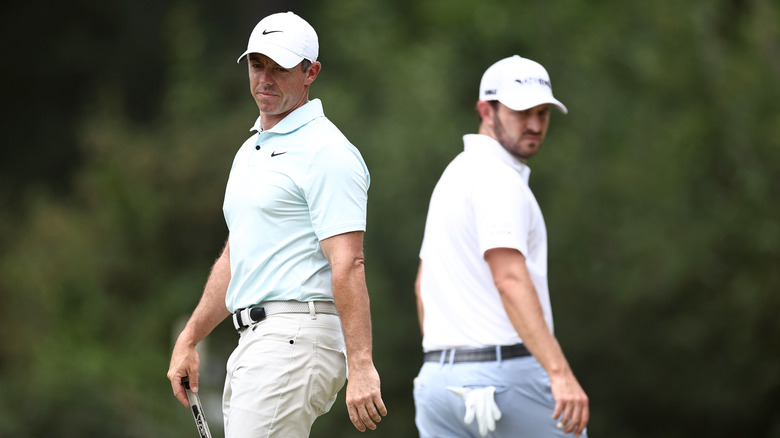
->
[302,142,370,240]
[472,170,532,257]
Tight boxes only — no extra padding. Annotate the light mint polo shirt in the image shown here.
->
[222,99,370,312]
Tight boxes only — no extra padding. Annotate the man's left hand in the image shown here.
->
[345,364,387,431]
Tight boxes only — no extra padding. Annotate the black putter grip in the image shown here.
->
[182,376,191,390]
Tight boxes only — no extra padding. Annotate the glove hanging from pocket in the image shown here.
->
[446,386,502,436]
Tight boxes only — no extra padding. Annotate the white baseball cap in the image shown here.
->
[236,12,319,68]
[479,55,567,114]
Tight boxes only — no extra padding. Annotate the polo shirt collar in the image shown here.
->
[249,98,324,134]
[463,134,531,183]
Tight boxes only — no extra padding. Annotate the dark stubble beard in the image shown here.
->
[493,113,535,162]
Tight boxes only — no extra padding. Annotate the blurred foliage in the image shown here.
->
[1,0,779,437]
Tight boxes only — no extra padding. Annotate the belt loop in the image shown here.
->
[308,301,316,320]
[496,345,502,363]
[232,311,242,331]
[447,349,455,365]
[438,350,446,366]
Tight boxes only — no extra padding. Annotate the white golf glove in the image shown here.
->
[446,386,502,436]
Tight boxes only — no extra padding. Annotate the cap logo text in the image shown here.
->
[515,77,551,88]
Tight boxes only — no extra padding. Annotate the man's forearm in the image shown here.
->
[331,262,374,366]
[320,231,387,431]
[497,280,572,377]
[496,271,589,435]
[177,241,232,345]
[486,248,572,377]
[168,240,232,405]
[321,232,375,365]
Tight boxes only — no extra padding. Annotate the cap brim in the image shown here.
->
[499,92,568,114]
[236,43,304,69]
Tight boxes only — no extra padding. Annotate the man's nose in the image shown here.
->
[258,67,273,84]
[527,115,542,132]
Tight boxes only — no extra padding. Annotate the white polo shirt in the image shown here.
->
[419,134,553,351]
[223,99,369,312]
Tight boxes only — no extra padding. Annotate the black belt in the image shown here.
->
[424,344,531,363]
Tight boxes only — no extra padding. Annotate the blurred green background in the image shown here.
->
[1,0,779,436]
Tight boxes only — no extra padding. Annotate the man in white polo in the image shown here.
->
[414,55,589,437]
[167,11,387,437]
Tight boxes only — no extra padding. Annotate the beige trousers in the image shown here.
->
[223,312,347,437]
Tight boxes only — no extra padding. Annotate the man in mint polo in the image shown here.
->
[167,11,386,437]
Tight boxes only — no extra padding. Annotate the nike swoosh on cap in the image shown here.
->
[262,30,282,35]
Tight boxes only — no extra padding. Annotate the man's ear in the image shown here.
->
[476,100,495,126]
[305,61,322,85]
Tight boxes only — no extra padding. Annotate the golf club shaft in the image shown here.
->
[182,377,213,438]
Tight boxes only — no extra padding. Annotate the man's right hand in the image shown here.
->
[167,340,201,407]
